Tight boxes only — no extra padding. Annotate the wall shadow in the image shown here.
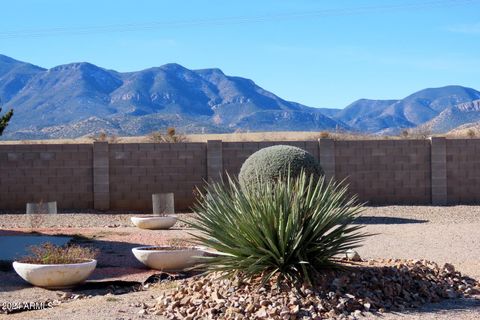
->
[353,216,428,225]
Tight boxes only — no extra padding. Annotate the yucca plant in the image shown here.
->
[188,171,369,284]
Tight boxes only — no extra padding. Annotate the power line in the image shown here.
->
[0,0,477,39]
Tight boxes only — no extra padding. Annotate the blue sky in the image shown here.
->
[1,0,480,108]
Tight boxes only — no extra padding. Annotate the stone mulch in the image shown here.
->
[149,259,479,319]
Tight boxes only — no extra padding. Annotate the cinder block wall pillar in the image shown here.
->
[430,137,447,205]
[319,138,336,181]
[93,141,110,210]
[207,140,223,183]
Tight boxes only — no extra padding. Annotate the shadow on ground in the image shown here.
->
[398,296,480,315]
[354,216,428,225]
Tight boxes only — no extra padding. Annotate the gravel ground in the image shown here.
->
[1,206,480,319]
[0,212,195,229]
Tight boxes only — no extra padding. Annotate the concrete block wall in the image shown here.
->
[1,138,480,211]
[446,139,480,204]
[431,137,447,205]
[93,142,110,210]
[334,140,432,204]
[0,144,93,209]
[108,143,207,211]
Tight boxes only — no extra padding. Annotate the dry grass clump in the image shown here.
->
[18,243,98,264]
[148,127,187,143]
[399,128,432,139]
[90,131,120,143]
[150,236,195,249]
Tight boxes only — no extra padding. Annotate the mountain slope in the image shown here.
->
[0,55,45,102]
[333,86,480,133]
[384,86,480,125]
[0,55,346,139]
[333,99,400,132]
[418,99,480,133]
[7,62,123,129]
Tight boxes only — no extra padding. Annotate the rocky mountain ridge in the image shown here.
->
[1,54,480,139]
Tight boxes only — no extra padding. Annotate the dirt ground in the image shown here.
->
[1,206,480,319]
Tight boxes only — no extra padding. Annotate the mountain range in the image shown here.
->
[0,54,480,139]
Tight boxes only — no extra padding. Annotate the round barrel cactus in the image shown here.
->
[238,145,323,190]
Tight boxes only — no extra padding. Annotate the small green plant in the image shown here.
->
[149,127,186,143]
[0,101,13,136]
[188,171,368,284]
[18,243,98,264]
[238,145,323,191]
[467,129,476,138]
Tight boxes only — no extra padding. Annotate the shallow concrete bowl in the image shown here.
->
[130,216,177,230]
[12,259,97,289]
[132,246,204,271]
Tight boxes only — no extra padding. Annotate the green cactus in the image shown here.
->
[238,145,324,190]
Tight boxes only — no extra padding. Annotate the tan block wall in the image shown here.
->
[2,138,479,211]
[446,139,480,204]
[108,143,207,211]
[334,140,431,204]
[0,144,93,209]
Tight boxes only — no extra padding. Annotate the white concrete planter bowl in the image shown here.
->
[132,246,204,271]
[131,215,177,230]
[12,259,97,289]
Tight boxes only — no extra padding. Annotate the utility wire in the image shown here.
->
[0,0,477,39]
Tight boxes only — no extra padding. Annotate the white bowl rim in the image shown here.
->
[132,246,202,252]
[131,215,177,219]
[13,259,97,267]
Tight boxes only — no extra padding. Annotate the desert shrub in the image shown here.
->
[319,131,330,139]
[407,128,431,139]
[149,127,186,143]
[90,132,120,143]
[18,243,98,264]
[188,171,367,284]
[238,145,323,191]
[92,131,108,142]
